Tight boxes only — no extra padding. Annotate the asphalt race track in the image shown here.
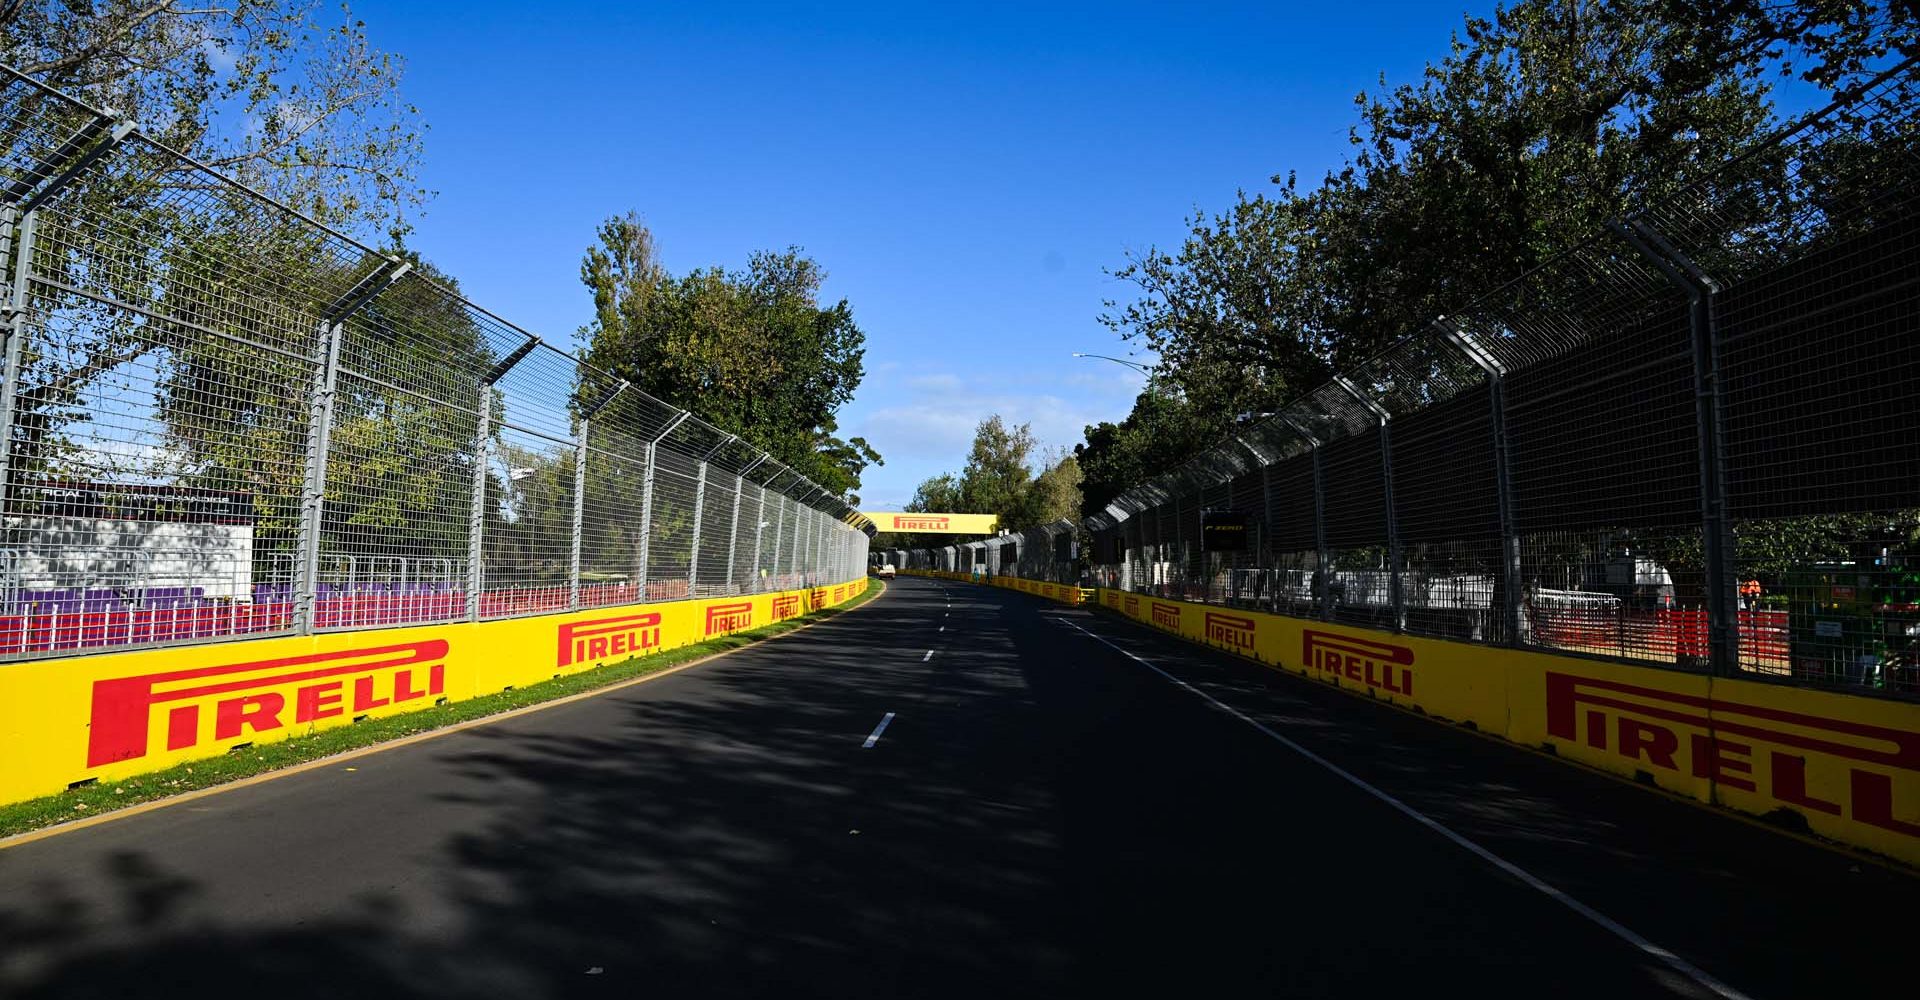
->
[0,575,1908,998]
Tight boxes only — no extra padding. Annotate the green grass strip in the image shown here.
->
[0,581,884,840]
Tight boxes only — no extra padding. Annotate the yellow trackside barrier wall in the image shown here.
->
[897,568,1088,606]
[0,578,869,808]
[1079,587,1920,866]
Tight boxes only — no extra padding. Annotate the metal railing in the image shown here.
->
[0,63,872,662]
[900,60,1920,700]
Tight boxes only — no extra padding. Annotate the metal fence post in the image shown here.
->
[771,491,787,587]
[750,486,768,592]
[634,411,692,600]
[805,504,819,585]
[687,461,708,591]
[802,498,817,585]
[294,320,344,634]
[813,508,824,584]
[687,436,736,593]
[567,379,628,612]
[569,418,589,611]
[1260,459,1276,611]
[788,500,802,585]
[726,456,767,591]
[1235,436,1276,611]
[0,210,39,536]
[637,440,656,595]
[294,259,409,633]
[1280,415,1332,621]
[1614,221,1739,674]
[1332,376,1402,631]
[726,475,744,591]
[470,334,540,622]
[1435,319,1520,645]
[467,384,490,622]
[1171,486,1186,596]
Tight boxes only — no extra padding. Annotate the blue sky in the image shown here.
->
[366,1,1497,509]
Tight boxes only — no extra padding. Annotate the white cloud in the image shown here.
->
[853,390,1112,470]
[842,356,1148,505]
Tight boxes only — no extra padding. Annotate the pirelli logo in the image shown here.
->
[833,585,847,603]
[1303,630,1413,695]
[705,602,754,636]
[1546,673,1920,838]
[1124,595,1139,616]
[87,641,449,768]
[1104,591,1120,608]
[892,515,949,531]
[809,588,829,610]
[772,594,800,620]
[558,612,661,668]
[1205,612,1256,654]
[1151,602,1181,630]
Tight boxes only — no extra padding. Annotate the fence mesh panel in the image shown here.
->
[904,59,1920,702]
[0,63,869,662]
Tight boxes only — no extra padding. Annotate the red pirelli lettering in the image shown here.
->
[1544,672,1920,838]
[1301,630,1414,696]
[87,641,449,767]
[558,613,663,668]
[1204,612,1257,653]
[705,602,755,636]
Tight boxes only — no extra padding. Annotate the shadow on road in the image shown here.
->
[0,579,1908,998]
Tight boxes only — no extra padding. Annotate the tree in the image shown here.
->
[871,473,964,551]
[956,415,1035,526]
[1,0,428,237]
[577,213,881,502]
[878,416,1083,550]
[907,473,963,514]
[1093,0,1920,494]
[0,2,431,579]
[1076,382,1236,518]
[1025,450,1083,528]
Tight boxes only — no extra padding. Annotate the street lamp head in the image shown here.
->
[1071,352,1153,374]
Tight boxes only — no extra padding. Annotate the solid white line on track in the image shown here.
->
[1055,615,1755,1000]
[862,712,897,749]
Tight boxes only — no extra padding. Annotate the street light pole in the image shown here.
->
[1071,352,1153,374]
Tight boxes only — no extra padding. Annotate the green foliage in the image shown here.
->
[1025,450,1084,527]
[879,417,1083,549]
[0,2,439,572]
[1086,0,1919,504]
[956,415,1036,526]
[2,0,430,238]
[1076,384,1234,517]
[577,213,879,502]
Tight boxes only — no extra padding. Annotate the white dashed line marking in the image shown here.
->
[862,712,897,749]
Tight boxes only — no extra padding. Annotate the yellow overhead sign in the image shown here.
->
[863,512,999,535]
